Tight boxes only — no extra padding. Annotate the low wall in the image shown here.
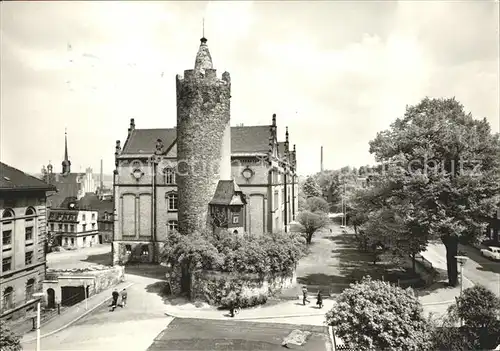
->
[43,265,125,305]
[411,255,438,285]
[190,269,297,306]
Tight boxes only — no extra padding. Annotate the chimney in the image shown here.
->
[100,159,104,190]
[321,146,323,172]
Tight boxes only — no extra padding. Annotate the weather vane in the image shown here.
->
[203,18,205,38]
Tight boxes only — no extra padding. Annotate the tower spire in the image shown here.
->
[62,129,71,174]
[194,20,212,74]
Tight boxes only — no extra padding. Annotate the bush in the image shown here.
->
[0,320,22,351]
[220,292,268,309]
[162,230,306,276]
[325,276,432,351]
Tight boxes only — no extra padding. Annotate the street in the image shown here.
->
[22,274,172,351]
[147,318,330,351]
[424,241,500,296]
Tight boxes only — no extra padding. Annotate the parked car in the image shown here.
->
[480,246,500,261]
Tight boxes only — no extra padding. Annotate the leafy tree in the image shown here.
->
[296,210,329,244]
[368,97,500,286]
[325,277,432,351]
[432,285,500,350]
[305,196,329,213]
[301,176,321,198]
[0,320,22,351]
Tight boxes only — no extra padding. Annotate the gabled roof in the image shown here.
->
[78,193,114,218]
[0,162,56,192]
[209,180,246,206]
[277,142,288,158]
[122,128,177,154]
[121,126,272,155]
[45,173,83,208]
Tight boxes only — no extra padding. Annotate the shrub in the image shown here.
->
[325,276,432,351]
[0,320,22,351]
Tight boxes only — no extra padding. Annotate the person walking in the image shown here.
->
[227,290,237,317]
[316,290,323,309]
[302,286,310,305]
[110,290,120,311]
[120,288,128,307]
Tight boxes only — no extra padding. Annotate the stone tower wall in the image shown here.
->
[176,68,231,235]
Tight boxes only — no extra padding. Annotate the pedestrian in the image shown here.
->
[316,290,323,309]
[226,290,237,317]
[120,288,128,307]
[302,286,310,305]
[110,290,120,311]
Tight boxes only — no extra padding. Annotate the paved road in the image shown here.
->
[47,244,112,269]
[424,241,500,296]
[22,274,172,351]
[147,318,330,351]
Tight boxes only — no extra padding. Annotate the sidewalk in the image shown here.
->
[418,242,474,319]
[22,280,134,344]
[164,296,336,326]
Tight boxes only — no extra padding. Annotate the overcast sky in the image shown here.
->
[1,1,499,176]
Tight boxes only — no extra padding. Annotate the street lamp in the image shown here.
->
[455,255,469,326]
[32,292,44,351]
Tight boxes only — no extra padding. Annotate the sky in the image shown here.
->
[1,1,499,176]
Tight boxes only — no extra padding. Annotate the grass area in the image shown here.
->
[282,225,423,298]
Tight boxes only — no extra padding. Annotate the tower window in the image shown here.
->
[125,244,132,254]
[166,193,178,212]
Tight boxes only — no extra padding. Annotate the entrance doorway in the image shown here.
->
[47,288,55,309]
[61,286,85,306]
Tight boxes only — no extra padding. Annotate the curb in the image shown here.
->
[23,282,134,343]
[164,310,327,321]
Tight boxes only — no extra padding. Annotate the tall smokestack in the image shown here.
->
[321,146,324,172]
[100,159,103,190]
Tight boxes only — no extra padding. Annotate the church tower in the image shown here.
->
[176,36,232,235]
[61,130,71,175]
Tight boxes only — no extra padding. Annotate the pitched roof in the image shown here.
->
[0,162,56,192]
[209,180,246,206]
[277,141,288,158]
[78,193,113,218]
[122,128,177,154]
[45,173,83,208]
[121,126,272,155]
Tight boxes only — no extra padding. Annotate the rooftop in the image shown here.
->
[0,162,56,192]
[122,125,274,155]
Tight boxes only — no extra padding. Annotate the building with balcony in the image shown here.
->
[0,162,56,321]
[47,201,99,249]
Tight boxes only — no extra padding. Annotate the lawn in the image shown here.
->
[281,223,422,298]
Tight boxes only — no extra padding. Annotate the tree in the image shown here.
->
[305,196,329,213]
[368,97,500,286]
[301,176,321,198]
[0,320,22,351]
[433,285,500,350]
[325,277,432,351]
[296,210,329,244]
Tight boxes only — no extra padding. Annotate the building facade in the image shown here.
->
[42,131,98,208]
[0,162,56,321]
[112,37,299,265]
[47,204,99,249]
[78,193,114,243]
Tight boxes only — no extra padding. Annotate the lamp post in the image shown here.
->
[32,292,44,351]
[455,255,469,326]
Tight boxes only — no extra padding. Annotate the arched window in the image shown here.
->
[2,209,14,219]
[168,220,178,232]
[125,244,132,254]
[166,193,178,212]
[163,167,176,184]
[25,207,36,216]
[3,286,13,310]
[141,245,149,256]
[26,278,35,301]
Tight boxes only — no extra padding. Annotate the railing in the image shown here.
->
[8,291,86,336]
[336,345,355,351]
